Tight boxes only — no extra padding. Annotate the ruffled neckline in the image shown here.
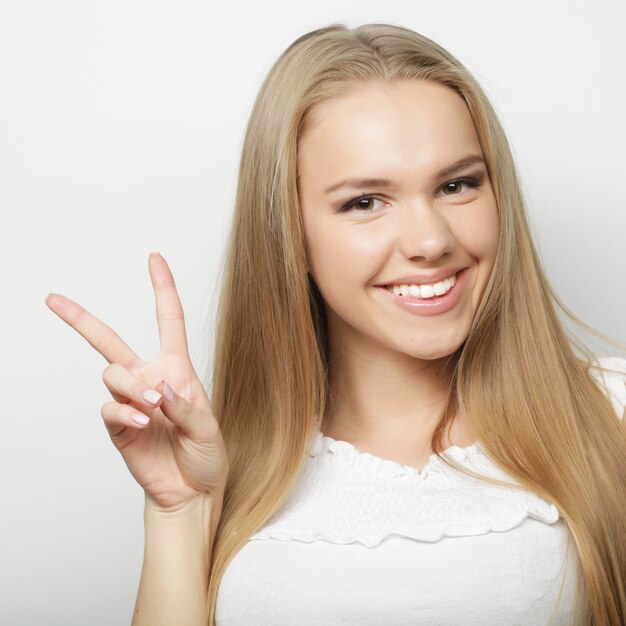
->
[246,356,626,548]
[248,426,560,548]
[310,427,483,481]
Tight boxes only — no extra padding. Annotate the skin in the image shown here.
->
[46,254,228,623]
[42,77,625,618]
[297,79,500,468]
[45,253,229,514]
[44,79,499,494]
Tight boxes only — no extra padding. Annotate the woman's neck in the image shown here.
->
[323,338,456,448]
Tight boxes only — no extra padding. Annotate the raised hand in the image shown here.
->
[45,252,229,512]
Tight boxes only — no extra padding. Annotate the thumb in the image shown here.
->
[155,379,212,440]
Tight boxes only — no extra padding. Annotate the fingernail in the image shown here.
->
[143,390,162,404]
[162,380,175,402]
[132,413,150,426]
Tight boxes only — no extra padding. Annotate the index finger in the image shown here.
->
[148,252,190,357]
[45,293,141,368]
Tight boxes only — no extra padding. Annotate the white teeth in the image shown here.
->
[433,281,447,296]
[387,273,457,299]
[420,284,435,298]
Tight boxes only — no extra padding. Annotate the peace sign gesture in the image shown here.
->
[45,252,229,513]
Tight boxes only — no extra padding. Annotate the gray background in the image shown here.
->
[2,0,625,624]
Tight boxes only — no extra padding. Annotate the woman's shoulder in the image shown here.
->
[587,356,626,421]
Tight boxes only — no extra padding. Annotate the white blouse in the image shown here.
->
[216,357,626,626]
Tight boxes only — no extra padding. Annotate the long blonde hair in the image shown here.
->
[207,23,626,625]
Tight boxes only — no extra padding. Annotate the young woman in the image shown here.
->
[45,23,626,626]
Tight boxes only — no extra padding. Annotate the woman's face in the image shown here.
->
[297,79,499,361]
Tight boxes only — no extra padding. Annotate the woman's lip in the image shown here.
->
[376,266,467,287]
[375,268,468,316]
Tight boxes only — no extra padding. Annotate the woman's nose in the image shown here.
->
[396,201,454,262]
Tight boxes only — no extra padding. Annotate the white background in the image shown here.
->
[2,1,625,624]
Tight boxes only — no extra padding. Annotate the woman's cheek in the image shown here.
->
[452,201,500,259]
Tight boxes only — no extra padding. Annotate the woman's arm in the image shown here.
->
[45,254,229,625]
[132,493,223,626]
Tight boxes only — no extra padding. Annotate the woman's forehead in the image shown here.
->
[297,80,482,186]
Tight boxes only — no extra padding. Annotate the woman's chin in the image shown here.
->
[399,336,466,361]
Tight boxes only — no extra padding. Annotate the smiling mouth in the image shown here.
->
[383,273,458,299]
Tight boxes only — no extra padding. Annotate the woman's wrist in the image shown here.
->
[143,491,225,561]
[144,492,217,517]
[133,492,218,625]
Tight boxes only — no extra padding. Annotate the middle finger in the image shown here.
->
[148,252,190,357]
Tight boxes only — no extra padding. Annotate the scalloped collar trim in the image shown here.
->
[248,428,561,547]
[309,428,484,480]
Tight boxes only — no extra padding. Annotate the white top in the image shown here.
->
[216,357,626,626]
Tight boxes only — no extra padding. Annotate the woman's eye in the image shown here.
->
[439,177,482,196]
[340,194,384,213]
[339,176,482,213]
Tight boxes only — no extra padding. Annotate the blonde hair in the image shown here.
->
[207,23,626,625]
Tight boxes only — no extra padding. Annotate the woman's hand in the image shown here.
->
[45,252,229,512]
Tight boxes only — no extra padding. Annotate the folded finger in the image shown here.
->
[101,399,152,437]
[102,362,164,408]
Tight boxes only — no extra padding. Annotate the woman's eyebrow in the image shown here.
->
[323,154,486,195]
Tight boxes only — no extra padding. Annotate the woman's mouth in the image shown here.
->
[385,273,457,299]
[375,268,468,316]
